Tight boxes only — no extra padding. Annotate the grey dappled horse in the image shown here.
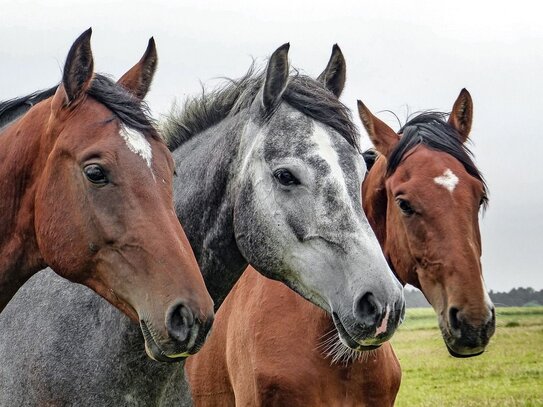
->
[0,45,404,405]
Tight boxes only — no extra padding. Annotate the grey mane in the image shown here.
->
[162,64,360,152]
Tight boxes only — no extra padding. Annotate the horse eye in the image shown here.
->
[84,164,108,186]
[396,198,415,216]
[273,169,299,186]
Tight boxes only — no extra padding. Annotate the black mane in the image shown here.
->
[87,74,157,137]
[0,86,57,128]
[388,112,488,207]
[0,74,157,139]
[362,148,378,171]
[0,86,57,116]
[163,65,359,151]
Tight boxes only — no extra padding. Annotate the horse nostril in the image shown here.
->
[354,292,382,327]
[449,306,461,331]
[166,302,194,343]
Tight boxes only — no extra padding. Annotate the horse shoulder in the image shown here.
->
[236,269,332,406]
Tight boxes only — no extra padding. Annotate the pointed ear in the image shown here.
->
[317,44,346,97]
[262,43,290,111]
[448,88,473,143]
[357,100,399,157]
[62,28,94,105]
[118,37,158,100]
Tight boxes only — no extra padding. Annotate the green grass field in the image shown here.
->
[391,307,543,407]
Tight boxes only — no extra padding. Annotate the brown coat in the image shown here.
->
[186,267,400,407]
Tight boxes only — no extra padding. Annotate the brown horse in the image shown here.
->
[359,91,495,357]
[185,55,495,405]
[186,268,401,406]
[0,29,214,361]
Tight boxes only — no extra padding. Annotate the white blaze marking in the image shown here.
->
[434,168,459,192]
[120,125,153,169]
[239,120,263,177]
[311,122,351,201]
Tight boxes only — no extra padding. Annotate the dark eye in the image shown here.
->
[273,169,299,186]
[396,198,415,216]
[84,164,108,186]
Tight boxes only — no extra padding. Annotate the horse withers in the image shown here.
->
[0,30,213,361]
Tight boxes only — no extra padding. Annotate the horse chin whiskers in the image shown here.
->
[317,312,381,367]
[317,329,376,367]
[144,341,158,362]
[139,317,170,361]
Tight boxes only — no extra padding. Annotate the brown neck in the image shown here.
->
[362,157,388,246]
[0,107,49,310]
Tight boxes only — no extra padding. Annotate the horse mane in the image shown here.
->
[0,86,58,116]
[87,74,158,138]
[362,148,378,171]
[0,86,58,128]
[0,74,158,139]
[162,64,359,152]
[388,111,488,208]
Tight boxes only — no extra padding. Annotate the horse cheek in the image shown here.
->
[34,161,89,280]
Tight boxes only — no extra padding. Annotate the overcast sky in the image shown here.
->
[1,0,541,291]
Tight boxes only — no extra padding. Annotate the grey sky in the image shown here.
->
[1,0,541,291]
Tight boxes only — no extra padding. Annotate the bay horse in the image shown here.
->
[0,44,403,405]
[185,76,496,405]
[359,93,495,357]
[0,30,214,361]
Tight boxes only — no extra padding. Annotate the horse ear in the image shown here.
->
[262,43,290,111]
[317,44,346,97]
[62,28,94,105]
[118,37,158,100]
[448,88,473,143]
[357,100,399,157]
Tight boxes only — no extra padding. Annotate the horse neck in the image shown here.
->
[362,156,389,249]
[0,103,51,308]
[171,117,248,310]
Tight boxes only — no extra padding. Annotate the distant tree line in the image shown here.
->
[404,287,543,308]
[488,287,543,307]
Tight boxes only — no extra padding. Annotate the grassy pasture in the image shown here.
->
[392,307,543,407]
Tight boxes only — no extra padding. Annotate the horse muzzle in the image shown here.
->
[332,296,405,351]
[140,302,214,363]
[441,305,496,358]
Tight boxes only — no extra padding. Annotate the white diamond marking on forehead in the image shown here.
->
[119,125,153,169]
[434,168,459,193]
